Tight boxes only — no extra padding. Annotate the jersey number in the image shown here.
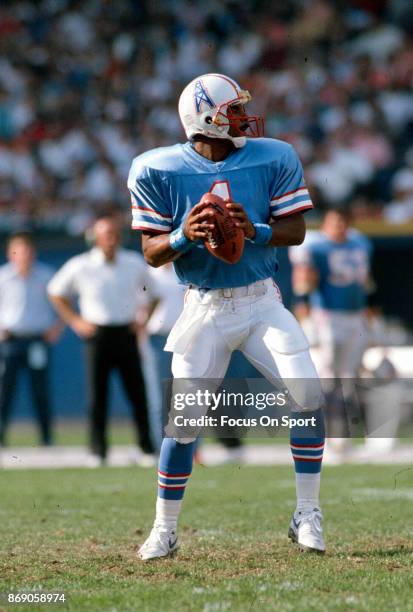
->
[327,249,368,287]
[209,180,232,200]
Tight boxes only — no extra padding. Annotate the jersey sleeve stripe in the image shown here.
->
[131,206,172,221]
[132,220,171,233]
[271,186,308,203]
[132,209,172,227]
[130,192,172,220]
[270,194,312,212]
[271,188,309,206]
[271,202,313,218]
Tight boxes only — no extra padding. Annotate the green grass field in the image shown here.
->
[8,420,412,448]
[1,464,412,611]
[3,421,137,448]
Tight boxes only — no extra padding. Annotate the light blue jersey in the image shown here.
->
[291,230,372,311]
[128,138,313,288]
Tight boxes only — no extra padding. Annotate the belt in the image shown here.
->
[96,323,133,330]
[191,279,269,299]
[7,333,44,341]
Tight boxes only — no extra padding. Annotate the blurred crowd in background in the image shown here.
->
[1,0,413,234]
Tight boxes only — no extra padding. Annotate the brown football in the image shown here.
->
[200,192,244,264]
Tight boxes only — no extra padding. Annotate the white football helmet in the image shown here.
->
[178,73,264,148]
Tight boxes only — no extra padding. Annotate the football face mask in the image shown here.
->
[213,98,265,138]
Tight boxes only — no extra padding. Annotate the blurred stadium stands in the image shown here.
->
[0,0,413,232]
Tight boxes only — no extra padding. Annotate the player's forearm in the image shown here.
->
[141,233,184,267]
[142,204,217,267]
[144,298,160,323]
[48,295,79,326]
[268,213,306,246]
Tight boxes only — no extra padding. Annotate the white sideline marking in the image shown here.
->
[0,444,412,470]
[353,488,413,501]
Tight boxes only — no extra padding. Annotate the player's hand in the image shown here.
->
[71,316,97,339]
[44,322,63,344]
[183,202,215,241]
[129,320,147,337]
[225,201,256,239]
[294,302,311,322]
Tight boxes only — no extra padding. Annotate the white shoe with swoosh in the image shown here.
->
[138,525,179,561]
[288,508,325,554]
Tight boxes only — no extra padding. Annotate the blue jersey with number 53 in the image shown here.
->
[290,230,372,311]
[128,138,313,288]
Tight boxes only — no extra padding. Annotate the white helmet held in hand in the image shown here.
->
[178,73,264,148]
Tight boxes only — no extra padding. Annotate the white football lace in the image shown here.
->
[206,230,218,249]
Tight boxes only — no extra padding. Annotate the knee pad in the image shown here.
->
[278,350,325,412]
[288,377,325,413]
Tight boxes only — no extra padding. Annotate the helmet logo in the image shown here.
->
[194,80,214,113]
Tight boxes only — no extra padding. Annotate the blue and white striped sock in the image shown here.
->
[290,437,325,473]
[155,437,195,529]
[290,408,325,513]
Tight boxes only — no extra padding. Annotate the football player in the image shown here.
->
[128,73,326,559]
[289,209,372,458]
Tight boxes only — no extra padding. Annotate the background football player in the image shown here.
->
[289,208,372,460]
[128,73,326,560]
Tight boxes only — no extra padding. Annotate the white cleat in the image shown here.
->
[138,525,179,561]
[129,448,157,468]
[85,454,106,468]
[288,508,326,554]
[218,446,246,465]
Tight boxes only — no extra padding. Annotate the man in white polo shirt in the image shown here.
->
[48,212,157,465]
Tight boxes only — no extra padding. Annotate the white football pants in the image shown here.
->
[312,309,368,379]
[165,279,323,441]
